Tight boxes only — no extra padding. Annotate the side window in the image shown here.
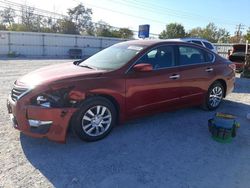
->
[178,46,205,65]
[206,51,214,62]
[203,41,214,50]
[138,45,175,70]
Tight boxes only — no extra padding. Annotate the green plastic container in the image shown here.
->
[208,115,239,143]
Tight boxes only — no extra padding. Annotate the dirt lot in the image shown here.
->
[0,59,250,188]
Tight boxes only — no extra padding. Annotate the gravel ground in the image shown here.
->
[0,59,250,188]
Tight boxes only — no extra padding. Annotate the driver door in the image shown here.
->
[125,45,182,119]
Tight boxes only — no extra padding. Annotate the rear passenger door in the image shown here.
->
[177,45,216,105]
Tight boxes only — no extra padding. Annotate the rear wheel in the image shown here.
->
[72,97,117,142]
[203,82,225,110]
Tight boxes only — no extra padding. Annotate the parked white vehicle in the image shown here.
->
[179,38,217,53]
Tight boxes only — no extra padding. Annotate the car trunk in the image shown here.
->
[229,44,249,63]
[229,52,245,62]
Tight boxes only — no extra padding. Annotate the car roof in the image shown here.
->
[179,38,211,43]
[117,39,191,47]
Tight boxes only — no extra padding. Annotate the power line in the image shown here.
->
[73,0,246,36]
[72,0,167,25]
[235,24,245,36]
[129,0,241,26]
[90,0,242,27]
[0,1,160,37]
[3,0,245,38]
[0,0,68,19]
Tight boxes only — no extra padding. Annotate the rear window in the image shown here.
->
[203,41,214,50]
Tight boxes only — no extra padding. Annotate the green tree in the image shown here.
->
[188,27,203,38]
[42,17,59,33]
[57,18,79,34]
[217,28,230,43]
[0,7,15,26]
[188,23,230,43]
[245,28,250,42]
[21,6,36,31]
[0,24,7,30]
[116,28,133,38]
[8,23,30,32]
[67,3,94,35]
[41,17,52,28]
[95,21,133,38]
[202,23,217,42]
[40,17,55,33]
[159,23,186,39]
[33,15,43,32]
[95,21,113,37]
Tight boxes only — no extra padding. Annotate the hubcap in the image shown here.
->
[209,86,223,107]
[82,105,112,136]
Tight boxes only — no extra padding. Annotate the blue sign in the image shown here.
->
[138,24,150,38]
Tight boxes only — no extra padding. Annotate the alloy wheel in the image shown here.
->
[209,86,223,108]
[81,105,112,136]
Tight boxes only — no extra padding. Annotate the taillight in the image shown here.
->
[229,63,236,71]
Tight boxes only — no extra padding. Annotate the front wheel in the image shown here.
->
[203,82,225,110]
[72,97,117,142]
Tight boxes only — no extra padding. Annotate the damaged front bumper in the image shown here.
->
[7,95,77,143]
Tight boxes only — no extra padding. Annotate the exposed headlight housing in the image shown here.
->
[32,87,74,108]
[36,95,51,108]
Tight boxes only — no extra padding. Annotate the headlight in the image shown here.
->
[32,87,74,108]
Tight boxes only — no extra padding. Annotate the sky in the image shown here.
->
[2,0,250,36]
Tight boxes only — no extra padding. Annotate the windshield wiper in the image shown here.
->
[73,60,97,70]
[78,63,98,70]
[73,59,84,65]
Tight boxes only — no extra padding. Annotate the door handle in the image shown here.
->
[169,74,180,79]
[205,68,213,72]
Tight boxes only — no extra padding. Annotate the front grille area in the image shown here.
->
[11,85,28,102]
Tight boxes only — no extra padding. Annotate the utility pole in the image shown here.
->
[235,24,245,43]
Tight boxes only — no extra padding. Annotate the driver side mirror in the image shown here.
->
[133,63,153,72]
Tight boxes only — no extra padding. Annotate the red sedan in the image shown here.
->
[7,40,235,142]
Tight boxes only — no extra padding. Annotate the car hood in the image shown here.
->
[16,62,105,88]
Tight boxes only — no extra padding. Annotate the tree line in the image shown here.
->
[159,23,250,43]
[0,3,134,39]
[1,3,250,42]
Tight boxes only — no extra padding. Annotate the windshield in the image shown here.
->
[79,43,145,70]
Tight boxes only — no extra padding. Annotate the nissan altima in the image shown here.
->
[7,40,235,142]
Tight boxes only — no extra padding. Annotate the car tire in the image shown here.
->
[72,96,117,142]
[202,81,225,111]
